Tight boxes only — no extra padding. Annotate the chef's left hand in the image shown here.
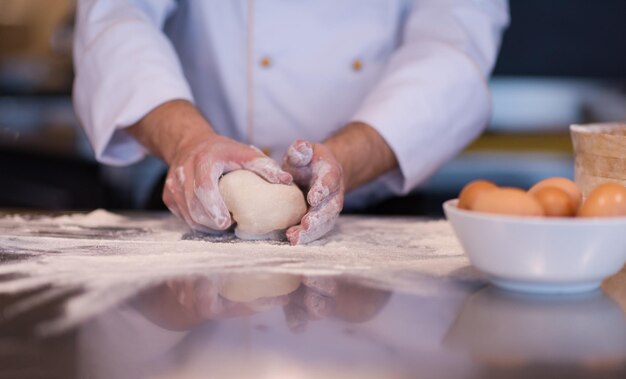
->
[282,140,344,245]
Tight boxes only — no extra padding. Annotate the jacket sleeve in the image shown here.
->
[350,0,509,193]
[73,0,194,166]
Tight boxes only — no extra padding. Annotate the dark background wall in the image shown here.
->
[494,0,626,78]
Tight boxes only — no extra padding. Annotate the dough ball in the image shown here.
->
[219,273,302,302]
[219,170,307,240]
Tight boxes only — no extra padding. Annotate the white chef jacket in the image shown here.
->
[73,0,508,207]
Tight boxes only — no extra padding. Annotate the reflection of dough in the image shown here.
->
[219,170,307,240]
[219,273,302,302]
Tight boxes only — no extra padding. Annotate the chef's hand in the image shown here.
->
[282,122,399,245]
[282,140,344,245]
[128,100,292,233]
[164,133,292,233]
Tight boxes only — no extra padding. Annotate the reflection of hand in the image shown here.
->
[282,140,344,245]
[132,276,288,331]
[283,277,391,332]
[283,277,339,332]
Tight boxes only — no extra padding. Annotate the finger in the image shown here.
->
[303,289,336,320]
[193,278,224,318]
[192,160,232,230]
[302,277,339,297]
[162,181,182,219]
[167,168,197,227]
[283,302,309,333]
[183,166,223,230]
[287,223,335,246]
[243,156,293,185]
[286,285,334,320]
[165,171,214,233]
[170,278,195,309]
[302,192,343,230]
[281,140,315,187]
[287,193,343,245]
[284,140,313,168]
[180,279,197,308]
[282,164,312,189]
[308,160,342,207]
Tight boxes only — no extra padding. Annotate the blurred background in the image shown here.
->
[1,0,625,214]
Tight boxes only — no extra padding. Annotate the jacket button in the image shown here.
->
[260,56,272,68]
[352,59,363,72]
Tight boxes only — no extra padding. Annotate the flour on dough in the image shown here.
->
[219,170,307,240]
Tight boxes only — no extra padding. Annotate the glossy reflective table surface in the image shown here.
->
[1,211,625,379]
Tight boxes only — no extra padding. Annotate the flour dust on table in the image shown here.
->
[0,210,475,334]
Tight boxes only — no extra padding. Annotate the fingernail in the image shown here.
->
[204,202,231,229]
[215,214,230,229]
[280,172,293,184]
[287,227,301,245]
[288,141,313,166]
[175,166,186,185]
[295,139,312,151]
[266,172,281,184]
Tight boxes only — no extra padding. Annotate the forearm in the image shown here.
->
[128,100,216,164]
[324,122,398,192]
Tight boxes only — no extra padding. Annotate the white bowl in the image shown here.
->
[443,199,626,294]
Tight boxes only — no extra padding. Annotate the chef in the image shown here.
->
[73,0,509,244]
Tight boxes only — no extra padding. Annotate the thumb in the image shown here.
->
[284,140,314,168]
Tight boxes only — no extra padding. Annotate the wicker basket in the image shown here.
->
[571,123,626,197]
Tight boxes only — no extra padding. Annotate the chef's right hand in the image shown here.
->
[163,133,293,233]
[128,100,292,233]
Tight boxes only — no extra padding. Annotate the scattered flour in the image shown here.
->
[50,209,129,227]
[0,211,474,334]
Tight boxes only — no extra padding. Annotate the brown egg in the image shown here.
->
[458,180,498,210]
[473,188,545,217]
[531,187,577,217]
[528,177,582,210]
[578,182,626,217]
